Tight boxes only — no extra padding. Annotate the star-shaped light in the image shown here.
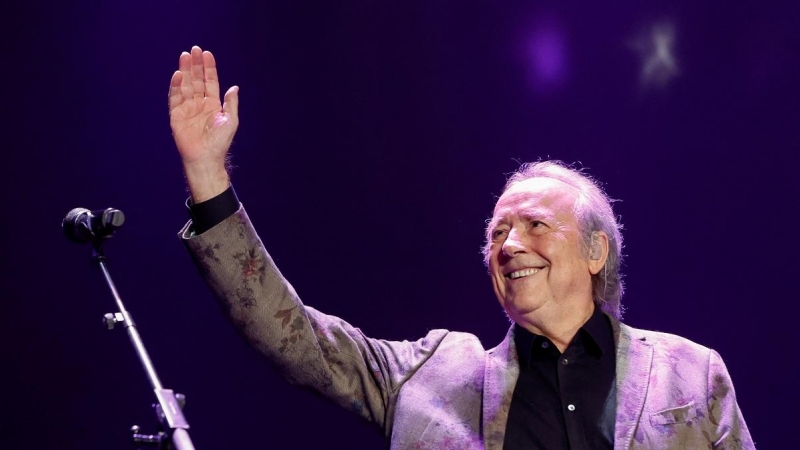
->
[632,22,680,89]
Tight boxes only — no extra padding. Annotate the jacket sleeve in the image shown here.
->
[706,349,756,449]
[179,205,447,434]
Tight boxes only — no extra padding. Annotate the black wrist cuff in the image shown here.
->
[186,185,240,234]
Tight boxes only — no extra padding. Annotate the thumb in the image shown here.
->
[223,85,240,119]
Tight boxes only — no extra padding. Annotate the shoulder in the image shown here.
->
[618,324,718,384]
[365,328,483,372]
[434,330,487,355]
[621,322,714,361]
[413,329,489,369]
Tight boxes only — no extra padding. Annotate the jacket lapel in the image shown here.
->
[482,326,519,450]
[612,321,653,450]
[480,319,655,450]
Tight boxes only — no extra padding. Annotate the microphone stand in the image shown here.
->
[69,210,195,450]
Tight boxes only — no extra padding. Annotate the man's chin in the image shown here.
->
[502,297,546,322]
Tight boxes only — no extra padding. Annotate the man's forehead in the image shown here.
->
[493,177,578,215]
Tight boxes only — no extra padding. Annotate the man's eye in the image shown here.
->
[530,221,545,228]
[492,229,507,239]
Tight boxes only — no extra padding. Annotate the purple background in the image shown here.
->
[4,1,798,448]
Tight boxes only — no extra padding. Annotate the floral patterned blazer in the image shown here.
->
[181,206,754,450]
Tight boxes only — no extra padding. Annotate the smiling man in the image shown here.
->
[171,46,754,449]
[487,175,613,349]
[483,170,623,449]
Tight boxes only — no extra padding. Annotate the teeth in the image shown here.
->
[509,268,540,279]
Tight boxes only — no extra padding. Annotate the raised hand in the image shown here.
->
[169,46,239,202]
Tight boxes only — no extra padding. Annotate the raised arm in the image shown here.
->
[170,48,450,437]
[169,46,239,203]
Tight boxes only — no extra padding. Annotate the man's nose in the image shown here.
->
[502,228,526,257]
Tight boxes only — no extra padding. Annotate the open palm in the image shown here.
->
[169,46,239,166]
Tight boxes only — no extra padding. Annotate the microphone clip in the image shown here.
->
[63,208,126,244]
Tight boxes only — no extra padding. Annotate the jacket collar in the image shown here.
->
[482,325,518,450]
[611,318,653,450]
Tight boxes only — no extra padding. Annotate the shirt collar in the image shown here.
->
[514,304,615,367]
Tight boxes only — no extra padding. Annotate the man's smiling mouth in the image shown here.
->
[506,268,542,279]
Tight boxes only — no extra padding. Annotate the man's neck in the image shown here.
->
[516,301,595,353]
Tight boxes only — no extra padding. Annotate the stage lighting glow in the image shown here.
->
[632,22,679,89]
[524,16,568,94]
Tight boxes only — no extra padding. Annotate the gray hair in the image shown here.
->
[483,161,625,319]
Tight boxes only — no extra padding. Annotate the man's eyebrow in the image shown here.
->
[518,207,555,221]
[486,216,504,232]
[486,207,554,232]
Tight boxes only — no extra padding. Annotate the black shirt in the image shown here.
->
[186,185,240,234]
[187,187,617,449]
[503,306,617,450]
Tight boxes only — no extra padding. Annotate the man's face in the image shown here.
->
[487,178,596,324]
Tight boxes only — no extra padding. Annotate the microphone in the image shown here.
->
[63,208,126,243]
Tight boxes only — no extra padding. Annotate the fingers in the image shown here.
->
[171,46,225,109]
[203,51,220,100]
[168,70,183,110]
[178,51,193,100]
[190,46,204,100]
[223,85,240,119]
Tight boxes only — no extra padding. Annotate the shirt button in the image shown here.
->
[567,404,576,412]
[541,341,549,349]
[562,358,569,365]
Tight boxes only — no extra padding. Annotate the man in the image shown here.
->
[169,46,754,449]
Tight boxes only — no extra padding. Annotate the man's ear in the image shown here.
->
[588,231,609,275]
